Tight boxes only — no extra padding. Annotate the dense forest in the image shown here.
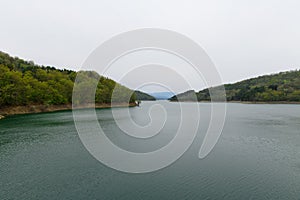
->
[0,51,140,107]
[170,70,300,102]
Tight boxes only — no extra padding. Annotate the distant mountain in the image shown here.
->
[134,91,156,101]
[170,70,300,102]
[150,92,175,100]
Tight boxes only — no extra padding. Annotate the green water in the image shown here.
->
[0,102,300,199]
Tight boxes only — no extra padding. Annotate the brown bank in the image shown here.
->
[0,103,137,119]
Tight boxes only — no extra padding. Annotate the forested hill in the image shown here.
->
[134,91,156,101]
[0,51,136,107]
[170,70,300,102]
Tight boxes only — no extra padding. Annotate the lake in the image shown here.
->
[0,102,300,199]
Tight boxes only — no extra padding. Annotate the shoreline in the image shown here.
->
[0,103,137,119]
[170,100,300,104]
[1,101,299,120]
[228,101,300,104]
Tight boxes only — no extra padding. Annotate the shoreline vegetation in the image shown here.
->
[170,69,300,102]
[0,51,156,120]
[1,51,299,119]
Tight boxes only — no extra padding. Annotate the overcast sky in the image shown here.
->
[1,0,300,93]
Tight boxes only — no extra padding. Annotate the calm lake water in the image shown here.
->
[0,102,300,199]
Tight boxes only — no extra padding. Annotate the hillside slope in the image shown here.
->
[170,70,300,102]
[0,51,136,111]
[134,91,156,101]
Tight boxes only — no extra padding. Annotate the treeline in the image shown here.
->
[0,51,136,107]
[170,70,300,102]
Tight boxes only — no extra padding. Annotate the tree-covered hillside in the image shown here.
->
[0,51,136,107]
[170,70,300,102]
[134,91,156,101]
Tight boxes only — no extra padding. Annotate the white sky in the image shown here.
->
[1,0,300,92]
